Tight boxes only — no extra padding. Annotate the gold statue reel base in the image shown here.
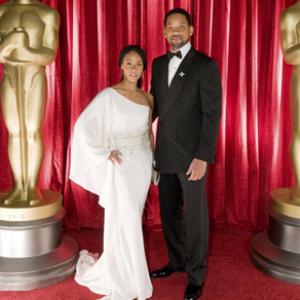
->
[270,187,300,218]
[0,190,62,221]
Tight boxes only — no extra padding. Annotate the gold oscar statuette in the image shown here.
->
[269,0,300,218]
[0,0,61,220]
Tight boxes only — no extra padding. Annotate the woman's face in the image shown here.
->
[121,51,144,84]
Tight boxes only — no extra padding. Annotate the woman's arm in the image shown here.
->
[146,93,155,154]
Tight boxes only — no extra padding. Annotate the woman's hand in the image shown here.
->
[108,150,122,164]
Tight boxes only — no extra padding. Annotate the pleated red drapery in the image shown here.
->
[0,0,297,230]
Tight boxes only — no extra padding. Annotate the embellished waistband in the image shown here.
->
[110,131,151,153]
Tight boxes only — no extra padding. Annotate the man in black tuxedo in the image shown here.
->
[150,8,222,300]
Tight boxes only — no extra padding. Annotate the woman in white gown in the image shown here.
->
[69,45,153,300]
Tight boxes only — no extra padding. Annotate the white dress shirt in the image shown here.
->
[168,41,191,86]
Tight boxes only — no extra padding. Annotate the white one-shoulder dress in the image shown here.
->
[70,87,153,300]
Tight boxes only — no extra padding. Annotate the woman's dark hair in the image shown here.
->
[164,8,192,26]
[118,45,147,87]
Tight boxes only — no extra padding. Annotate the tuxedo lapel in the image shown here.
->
[161,48,196,118]
[159,56,169,107]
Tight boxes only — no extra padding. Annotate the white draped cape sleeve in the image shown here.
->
[69,88,113,207]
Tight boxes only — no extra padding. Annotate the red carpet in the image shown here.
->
[0,228,300,300]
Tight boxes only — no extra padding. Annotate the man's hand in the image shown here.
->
[186,158,207,181]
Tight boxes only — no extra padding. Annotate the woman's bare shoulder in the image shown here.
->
[143,91,153,109]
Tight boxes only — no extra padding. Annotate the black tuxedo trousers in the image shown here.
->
[159,172,208,286]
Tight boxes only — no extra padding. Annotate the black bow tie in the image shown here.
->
[167,50,182,60]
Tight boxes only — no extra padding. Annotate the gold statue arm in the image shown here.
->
[0,29,29,57]
[0,10,11,64]
[0,33,6,63]
[8,37,58,65]
[280,14,300,65]
[1,10,60,65]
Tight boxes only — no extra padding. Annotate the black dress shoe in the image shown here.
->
[150,265,184,278]
[184,284,203,300]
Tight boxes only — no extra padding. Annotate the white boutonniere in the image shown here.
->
[178,71,185,78]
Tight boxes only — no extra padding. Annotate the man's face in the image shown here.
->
[164,13,194,50]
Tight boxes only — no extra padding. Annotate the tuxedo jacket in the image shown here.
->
[151,48,222,173]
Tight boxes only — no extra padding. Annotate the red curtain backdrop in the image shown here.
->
[0,0,297,230]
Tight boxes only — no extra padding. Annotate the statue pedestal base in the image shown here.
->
[252,188,300,283]
[0,235,78,290]
[0,191,79,290]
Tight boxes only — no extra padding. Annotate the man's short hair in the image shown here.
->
[164,8,192,26]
